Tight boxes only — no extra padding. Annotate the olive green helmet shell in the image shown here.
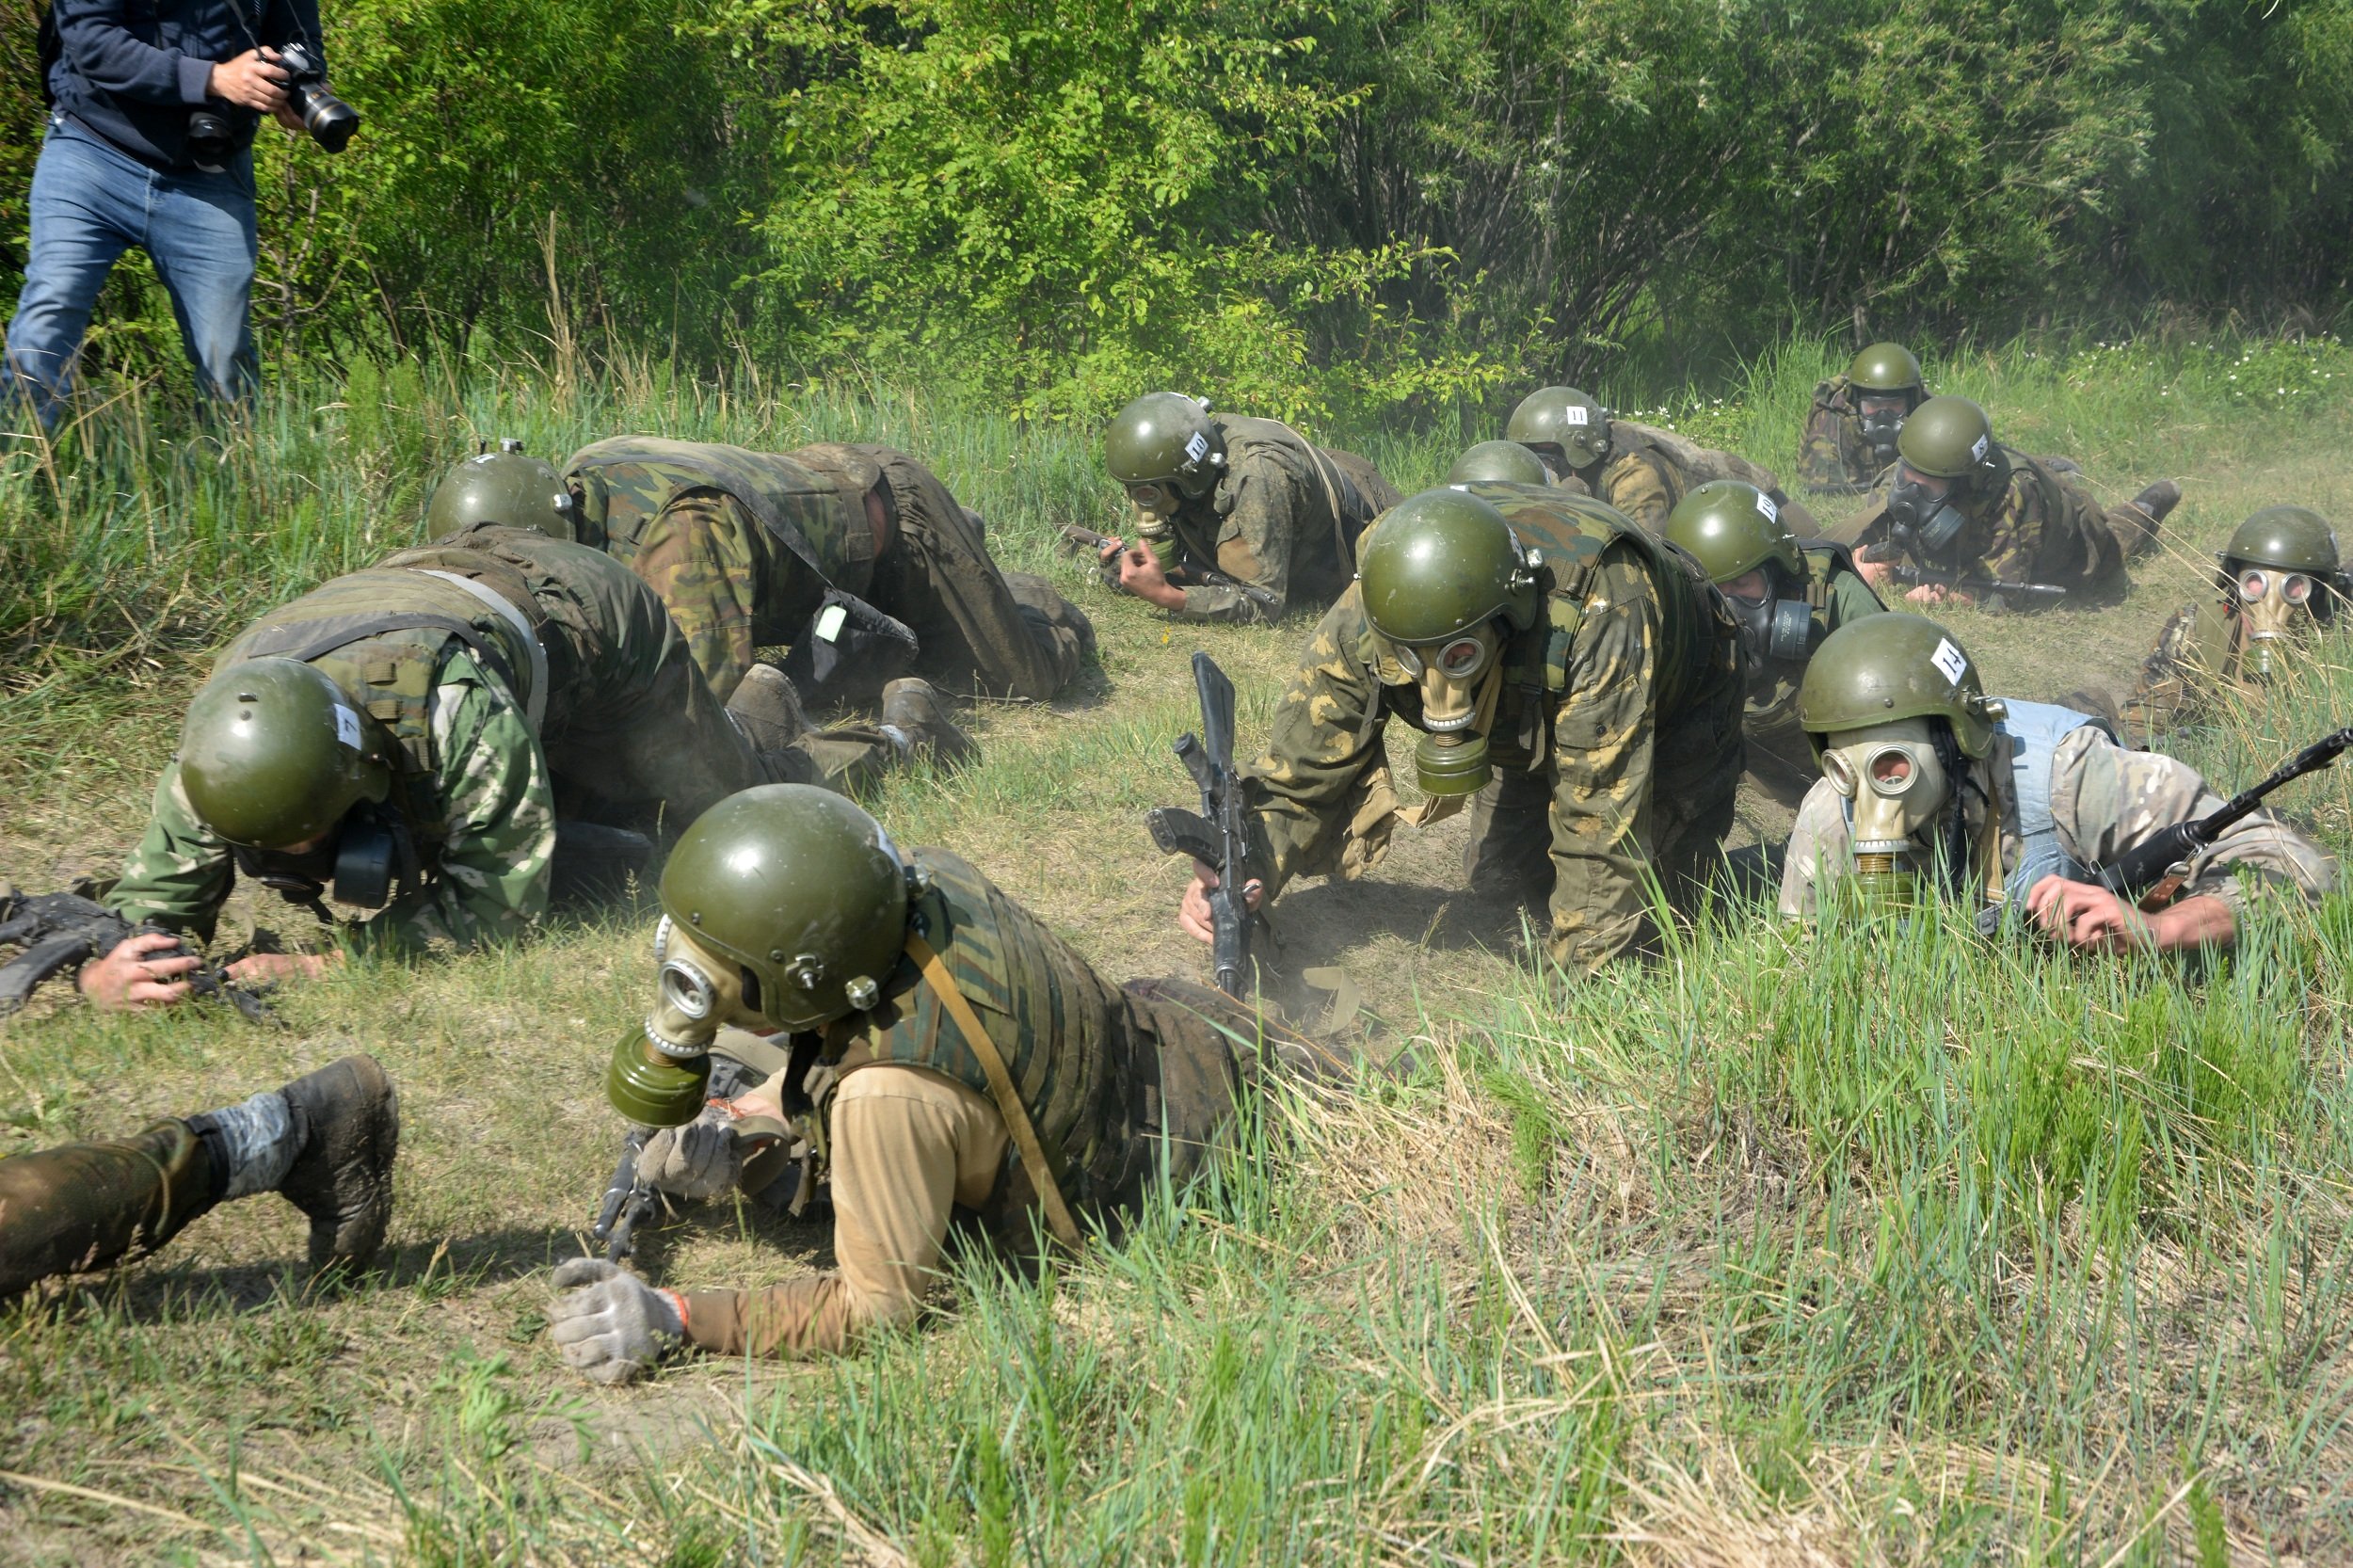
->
[1104,392,1227,500]
[180,657,392,846]
[1446,440,1551,488]
[427,444,576,540]
[1799,614,2002,759]
[1356,488,1539,644]
[2223,506,2340,573]
[657,784,909,1032]
[1664,480,1803,584]
[1504,386,1611,470]
[1894,396,1997,481]
[1847,342,1925,396]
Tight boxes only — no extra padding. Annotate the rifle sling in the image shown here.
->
[904,934,1085,1252]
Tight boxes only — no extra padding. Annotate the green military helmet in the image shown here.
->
[1446,440,1551,488]
[1664,480,1803,584]
[657,784,910,1032]
[426,440,576,540]
[1356,488,1541,644]
[1894,395,1999,482]
[1104,392,1227,500]
[2223,506,2341,573]
[1797,613,2004,760]
[180,658,392,847]
[1848,342,1925,397]
[1504,386,1611,471]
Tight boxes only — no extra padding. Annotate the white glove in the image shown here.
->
[547,1257,686,1385]
[639,1107,744,1201]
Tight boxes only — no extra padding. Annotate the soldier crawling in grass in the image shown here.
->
[1797,342,1929,495]
[1093,392,1402,622]
[1504,384,1823,539]
[543,786,1346,1378]
[1170,477,1748,977]
[74,524,965,1011]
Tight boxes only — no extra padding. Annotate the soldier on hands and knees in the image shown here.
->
[1798,342,1927,495]
[0,1056,396,1299]
[1095,392,1401,622]
[1849,396,2180,609]
[1504,384,1820,537]
[1665,480,1886,799]
[1778,615,2335,950]
[545,786,1339,1380]
[2113,507,2351,744]
[79,524,963,1011]
[1174,481,1748,976]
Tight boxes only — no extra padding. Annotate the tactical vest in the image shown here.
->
[816,848,1160,1229]
[1996,699,2114,904]
[564,437,874,597]
[220,557,548,857]
[1175,415,1381,575]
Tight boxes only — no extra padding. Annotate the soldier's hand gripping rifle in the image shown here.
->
[0,888,273,1022]
[1144,651,1262,998]
[1862,530,2067,606]
[1058,524,1280,609]
[2097,725,2353,909]
[592,1103,795,1264]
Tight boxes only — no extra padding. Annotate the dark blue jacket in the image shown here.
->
[48,0,324,172]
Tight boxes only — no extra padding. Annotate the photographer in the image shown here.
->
[6,2,354,424]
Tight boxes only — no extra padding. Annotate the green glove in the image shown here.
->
[547,1257,686,1384]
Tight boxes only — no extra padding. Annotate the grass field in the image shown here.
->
[4,334,2353,1564]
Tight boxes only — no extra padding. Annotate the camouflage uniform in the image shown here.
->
[1240,485,1747,972]
[1778,720,2336,920]
[1743,545,1889,796]
[668,848,1319,1357]
[1797,378,1884,494]
[566,438,1087,705]
[1584,420,1817,539]
[1155,417,1401,622]
[2115,599,2243,744]
[1851,446,2139,597]
[107,528,826,953]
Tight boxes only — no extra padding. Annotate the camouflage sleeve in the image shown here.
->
[105,762,236,938]
[1776,777,1851,920]
[1239,588,1388,895]
[2118,601,2216,743]
[1824,566,1888,628]
[1601,455,1674,534]
[354,655,556,954]
[1796,382,1855,492]
[626,492,766,703]
[1974,472,2042,585]
[1176,469,1300,623]
[2054,728,2337,912]
[1545,553,1665,969]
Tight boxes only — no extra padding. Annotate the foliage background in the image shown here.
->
[7,0,2353,418]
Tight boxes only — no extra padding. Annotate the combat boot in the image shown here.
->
[726,664,811,754]
[880,678,977,766]
[276,1054,399,1274]
[2118,480,2182,558]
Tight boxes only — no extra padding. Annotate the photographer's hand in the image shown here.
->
[208,48,288,113]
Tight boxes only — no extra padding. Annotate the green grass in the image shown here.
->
[4,333,2353,1562]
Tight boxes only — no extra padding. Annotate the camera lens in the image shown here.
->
[186,108,234,172]
[277,42,361,152]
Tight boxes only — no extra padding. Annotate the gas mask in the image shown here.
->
[1124,481,1182,573]
[607,915,772,1128]
[1884,471,1969,560]
[232,801,408,915]
[2232,564,2322,680]
[1854,395,1911,465]
[1819,718,1951,903]
[1725,578,1819,673]
[1387,621,1504,796]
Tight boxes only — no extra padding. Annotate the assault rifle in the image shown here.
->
[0,888,272,1021]
[1058,524,1280,610]
[2098,725,2353,908]
[1144,651,1261,998]
[1862,534,2067,606]
[592,1056,796,1264]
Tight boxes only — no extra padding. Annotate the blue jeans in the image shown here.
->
[3,116,259,425]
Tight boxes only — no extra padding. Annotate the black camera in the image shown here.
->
[186,107,235,171]
[275,41,360,152]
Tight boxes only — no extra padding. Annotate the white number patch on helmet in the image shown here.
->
[332,705,362,751]
[1970,434,1991,461]
[1564,406,1591,425]
[1929,636,1969,686]
[1182,431,1209,464]
[1755,491,1779,522]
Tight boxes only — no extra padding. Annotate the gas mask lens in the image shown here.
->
[2240,569,2313,606]
[1125,481,1175,520]
[658,957,717,1021]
